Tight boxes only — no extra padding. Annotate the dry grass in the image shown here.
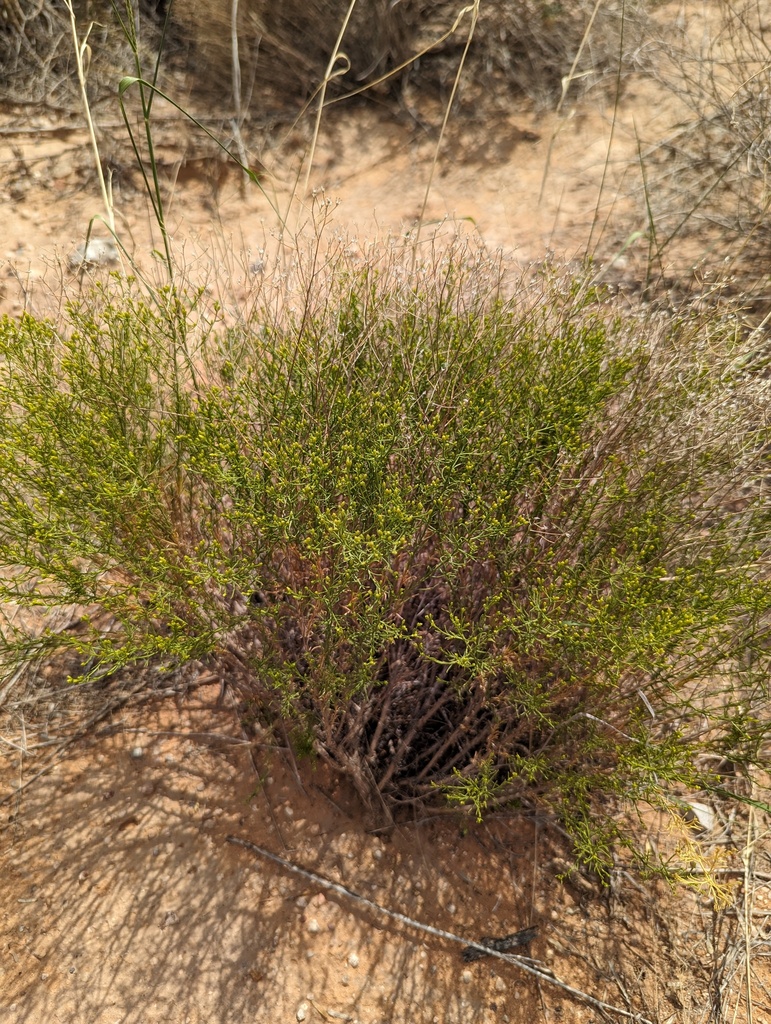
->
[0,0,649,115]
[642,0,771,296]
[0,0,172,112]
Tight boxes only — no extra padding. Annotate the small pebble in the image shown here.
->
[446,903,456,915]
[284,805,294,819]
[495,976,507,993]
[296,896,308,909]
[307,919,321,934]
[372,847,383,861]
[296,1002,309,1022]
[130,747,144,759]
[461,969,472,984]
[348,953,359,968]
[341,973,350,986]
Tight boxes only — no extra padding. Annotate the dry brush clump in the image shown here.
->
[645,0,771,289]
[170,0,650,112]
[0,242,769,876]
[0,0,177,111]
[0,0,649,116]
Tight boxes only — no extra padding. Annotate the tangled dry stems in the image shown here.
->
[646,0,771,291]
[0,0,648,115]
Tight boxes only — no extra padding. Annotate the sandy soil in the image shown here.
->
[0,71,683,320]
[2,676,750,1024]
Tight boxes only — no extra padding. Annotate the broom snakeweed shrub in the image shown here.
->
[0,248,768,876]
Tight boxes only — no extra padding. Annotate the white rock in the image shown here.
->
[296,1002,309,1022]
[461,969,473,984]
[495,976,506,992]
[686,800,716,833]
[68,237,119,270]
[307,918,321,934]
[348,953,359,968]
[130,746,144,759]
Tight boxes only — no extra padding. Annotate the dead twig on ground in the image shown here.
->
[226,834,655,1024]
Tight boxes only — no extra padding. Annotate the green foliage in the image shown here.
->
[0,252,768,873]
